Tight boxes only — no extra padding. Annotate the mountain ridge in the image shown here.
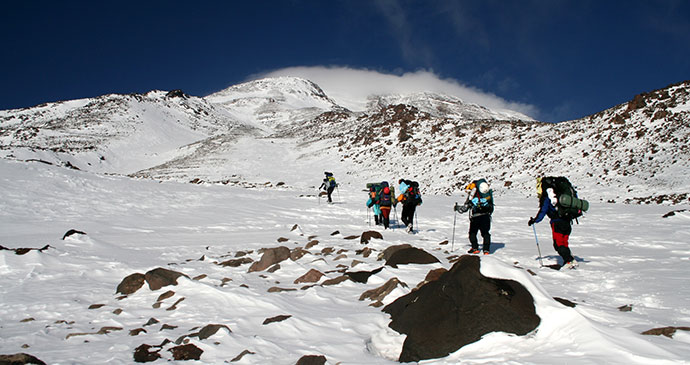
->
[1,77,688,204]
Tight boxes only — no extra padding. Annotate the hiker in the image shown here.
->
[319,172,337,203]
[366,185,382,225]
[378,182,394,229]
[454,179,494,254]
[397,179,422,233]
[528,176,583,268]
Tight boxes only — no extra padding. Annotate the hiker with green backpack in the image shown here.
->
[528,176,589,269]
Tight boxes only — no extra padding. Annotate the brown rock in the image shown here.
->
[263,315,292,325]
[268,287,297,293]
[133,344,161,363]
[116,273,146,295]
[220,257,254,267]
[231,350,255,362]
[322,276,350,286]
[0,353,46,365]
[641,326,690,338]
[305,240,319,249]
[360,277,406,302]
[379,244,412,261]
[157,290,175,302]
[290,247,309,261]
[144,268,189,291]
[294,269,324,284]
[248,246,291,272]
[296,354,327,365]
[169,343,203,361]
[360,231,383,244]
[198,324,231,340]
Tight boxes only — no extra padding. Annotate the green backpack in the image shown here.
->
[542,176,589,219]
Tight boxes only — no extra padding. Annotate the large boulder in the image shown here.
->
[383,255,540,362]
[144,268,189,291]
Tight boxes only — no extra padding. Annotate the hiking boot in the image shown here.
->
[483,251,490,255]
[467,248,480,254]
[406,224,413,233]
[565,261,578,269]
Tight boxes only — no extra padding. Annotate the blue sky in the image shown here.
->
[1,1,688,122]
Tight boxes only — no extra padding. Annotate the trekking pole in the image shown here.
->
[451,208,457,252]
[415,210,419,232]
[392,206,398,230]
[367,208,371,226]
[318,190,321,205]
[532,225,544,267]
[336,185,341,202]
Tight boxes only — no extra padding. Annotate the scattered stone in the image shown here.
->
[360,231,383,244]
[220,257,254,267]
[345,267,383,284]
[343,235,360,240]
[161,324,178,331]
[322,276,350,286]
[296,354,327,365]
[618,304,633,312]
[351,259,364,267]
[385,247,440,268]
[248,246,291,272]
[277,237,290,242]
[554,297,577,308]
[290,247,309,261]
[130,328,147,336]
[230,349,255,362]
[88,304,105,309]
[166,297,185,311]
[0,353,47,365]
[294,269,324,284]
[198,324,231,340]
[113,308,123,315]
[357,247,373,258]
[360,277,406,302]
[133,344,161,363]
[383,255,540,362]
[169,343,203,361]
[193,274,207,280]
[415,268,448,289]
[267,264,281,273]
[144,268,189,291]
[268,287,297,293]
[263,315,292,325]
[0,244,51,255]
[320,247,335,256]
[144,318,159,326]
[116,273,146,295]
[378,244,412,261]
[641,326,690,338]
[305,240,319,249]
[62,229,86,240]
[438,240,449,245]
[20,318,35,323]
[330,230,340,236]
[66,326,123,339]
[333,254,348,261]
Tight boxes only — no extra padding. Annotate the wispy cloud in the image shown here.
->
[373,0,434,66]
[258,66,539,118]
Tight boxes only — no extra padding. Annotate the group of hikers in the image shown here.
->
[320,172,589,268]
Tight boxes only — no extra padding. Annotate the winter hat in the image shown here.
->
[479,182,490,194]
[383,187,390,194]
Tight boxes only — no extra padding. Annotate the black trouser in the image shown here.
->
[401,204,416,228]
[326,186,334,202]
[469,214,491,252]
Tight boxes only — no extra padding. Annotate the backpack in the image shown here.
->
[379,187,392,207]
[327,176,336,188]
[404,181,422,205]
[541,176,589,219]
[470,178,494,214]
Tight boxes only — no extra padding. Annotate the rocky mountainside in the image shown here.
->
[1,77,688,204]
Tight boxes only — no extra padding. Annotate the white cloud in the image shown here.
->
[258,66,538,118]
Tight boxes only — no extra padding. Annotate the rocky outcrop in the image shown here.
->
[383,255,540,362]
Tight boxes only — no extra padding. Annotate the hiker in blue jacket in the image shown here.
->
[455,179,494,254]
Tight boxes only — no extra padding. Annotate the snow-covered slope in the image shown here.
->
[0,90,256,175]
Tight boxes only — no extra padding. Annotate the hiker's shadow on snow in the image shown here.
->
[488,242,505,254]
[542,255,590,265]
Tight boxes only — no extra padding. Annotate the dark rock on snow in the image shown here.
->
[344,267,383,284]
[360,277,406,302]
[263,315,292,325]
[116,273,146,295]
[62,229,86,240]
[383,255,540,362]
[295,354,327,365]
[145,268,189,291]
[360,230,383,244]
[133,344,161,363]
[641,326,690,338]
[169,343,203,361]
[0,353,46,365]
[248,246,291,272]
[385,247,440,268]
[378,244,412,261]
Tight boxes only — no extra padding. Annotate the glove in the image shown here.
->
[454,202,459,212]
[528,217,535,226]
